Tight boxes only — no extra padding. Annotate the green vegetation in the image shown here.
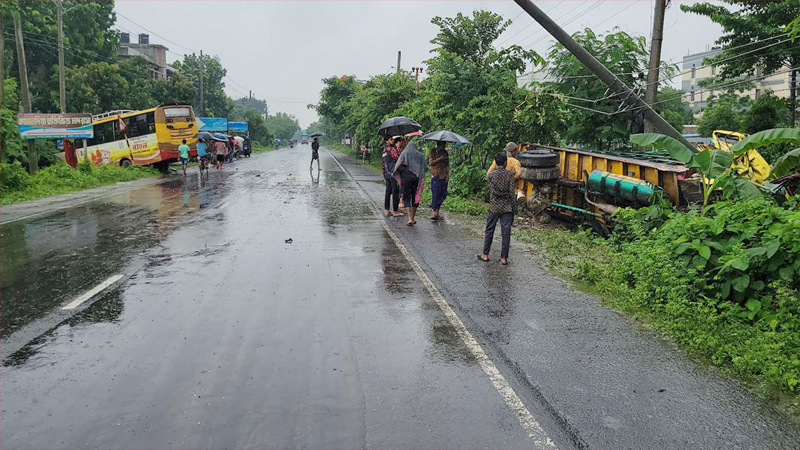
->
[517,198,799,409]
[1,161,159,205]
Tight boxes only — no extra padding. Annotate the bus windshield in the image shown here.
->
[164,107,192,118]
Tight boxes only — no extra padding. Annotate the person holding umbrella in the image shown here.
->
[429,140,449,221]
[382,135,402,217]
[420,130,471,221]
[311,137,320,169]
[393,136,426,226]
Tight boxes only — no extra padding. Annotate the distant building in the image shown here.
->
[517,68,556,88]
[119,33,178,80]
[681,46,796,112]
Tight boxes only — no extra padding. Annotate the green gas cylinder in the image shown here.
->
[586,170,662,205]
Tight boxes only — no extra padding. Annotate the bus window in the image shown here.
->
[89,121,116,146]
[129,112,155,138]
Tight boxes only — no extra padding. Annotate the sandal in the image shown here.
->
[477,254,490,262]
[500,259,510,266]
[406,222,414,226]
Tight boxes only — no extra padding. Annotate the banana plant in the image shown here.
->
[631,128,800,209]
[631,133,735,210]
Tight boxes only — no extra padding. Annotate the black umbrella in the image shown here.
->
[195,131,226,142]
[420,130,471,145]
[378,116,421,138]
[309,131,325,137]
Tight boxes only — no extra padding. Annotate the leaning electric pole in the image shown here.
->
[644,0,667,133]
[513,0,694,150]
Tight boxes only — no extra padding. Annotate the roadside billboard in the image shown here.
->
[17,113,93,139]
[228,122,249,132]
[197,117,228,132]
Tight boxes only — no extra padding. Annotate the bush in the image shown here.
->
[1,162,159,205]
[1,161,31,194]
[519,198,800,402]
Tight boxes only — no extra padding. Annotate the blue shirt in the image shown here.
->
[196,142,207,157]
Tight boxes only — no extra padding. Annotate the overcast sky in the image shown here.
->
[114,1,724,128]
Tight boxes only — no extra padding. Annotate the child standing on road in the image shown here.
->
[178,139,190,176]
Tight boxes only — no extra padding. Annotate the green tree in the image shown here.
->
[742,91,790,134]
[654,87,693,132]
[344,72,416,149]
[1,0,119,112]
[681,1,799,123]
[1,79,24,163]
[63,61,128,113]
[231,96,268,121]
[547,28,677,149]
[172,53,231,118]
[309,75,360,137]
[244,109,271,144]
[697,102,742,136]
[266,112,300,141]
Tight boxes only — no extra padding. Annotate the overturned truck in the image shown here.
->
[517,144,689,236]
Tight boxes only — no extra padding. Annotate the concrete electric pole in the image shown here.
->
[56,0,66,113]
[396,51,401,74]
[199,50,204,116]
[513,0,694,150]
[13,10,38,173]
[644,0,667,133]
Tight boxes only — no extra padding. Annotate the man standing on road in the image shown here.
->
[393,137,426,226]
[214,139,228,169]
[429,140,449,221]
[196,138,209,172]
[382,136,403,217]
[479,152,515,265]
[178,139,190,176]
[311,137,320,169]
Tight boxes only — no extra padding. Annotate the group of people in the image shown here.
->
[382,136,521,265]
[192,136,246,173]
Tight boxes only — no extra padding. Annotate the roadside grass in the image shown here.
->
[516,221,799,415]
[251,142,273,154]
[1,161,159,205]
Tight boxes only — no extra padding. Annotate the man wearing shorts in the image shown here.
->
[178,139,190,176]
[311,137,320,169]
[214,140,228,169]
[196,138,209,172]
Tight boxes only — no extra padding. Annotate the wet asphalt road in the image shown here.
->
[1,147,798,449]
[0,149,547,449]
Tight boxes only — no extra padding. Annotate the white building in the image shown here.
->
[682,47,797,112]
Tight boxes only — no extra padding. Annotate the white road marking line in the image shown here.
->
[62,275,124,310]
[242,189,249,194]
[326,150,556,449]
[217,201,229,210]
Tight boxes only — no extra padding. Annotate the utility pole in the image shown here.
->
[199,50,204,116]
[644,0,667,133]
[396,51,401,74]
[0,8,5,159]
[13,11,38,173]
[513,0,694,150]
[56,0,66,113]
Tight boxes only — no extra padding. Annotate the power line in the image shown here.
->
[497,1,564,46]
[116,12,197,54]
[523,1,606,50]
[513,0,590,48]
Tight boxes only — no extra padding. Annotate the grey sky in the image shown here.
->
[114,1,723,128]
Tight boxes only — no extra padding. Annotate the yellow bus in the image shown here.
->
[66,103,198,170]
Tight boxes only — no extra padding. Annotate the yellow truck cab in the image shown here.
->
[709,130,771,183]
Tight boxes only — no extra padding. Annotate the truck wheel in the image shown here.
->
[581,220,610,238]
[520,166,560,181]
[518,150,559,168]
[120,159,132,168]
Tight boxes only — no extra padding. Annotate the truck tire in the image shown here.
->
[520,166,560,181]
[120,158,132,168]
[518,150,559,168]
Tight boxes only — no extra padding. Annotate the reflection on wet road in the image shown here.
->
[0,149,543,449]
